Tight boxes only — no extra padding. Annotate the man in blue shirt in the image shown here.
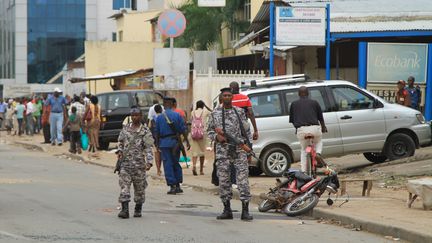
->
[45,88,67,145]
[407,76,421,110]
[0,98,6,129]
[155,97,190,195]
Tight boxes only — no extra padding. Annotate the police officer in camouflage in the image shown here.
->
[117,107,154,219]
[208,87,253,221]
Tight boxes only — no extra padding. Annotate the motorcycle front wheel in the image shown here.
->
[258,199,277,212]
[283,194,319,217]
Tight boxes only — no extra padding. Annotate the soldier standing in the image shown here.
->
[116,107,154,219]
[208,88,253,221]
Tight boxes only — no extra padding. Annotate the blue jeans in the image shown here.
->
[160,147,183,186]
[50,112,64,144]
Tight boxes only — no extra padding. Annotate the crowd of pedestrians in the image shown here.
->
[0,88,100,156]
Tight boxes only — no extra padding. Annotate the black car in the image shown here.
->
[96,90,163,150]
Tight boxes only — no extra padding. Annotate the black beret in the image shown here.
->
[163,96,175,102]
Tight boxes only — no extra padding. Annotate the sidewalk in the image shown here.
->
[2,132,432,242]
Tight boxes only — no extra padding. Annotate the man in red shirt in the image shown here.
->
[396,80,411,107]
[229,82,258,140]
[172,98,186,120]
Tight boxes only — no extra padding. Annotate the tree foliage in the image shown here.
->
[166,0,250,51]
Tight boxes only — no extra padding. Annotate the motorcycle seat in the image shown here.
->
[294,171,312,183]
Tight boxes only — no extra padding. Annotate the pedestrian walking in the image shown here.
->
[41,94,51,144]
[406,76,421,110]
[207,87,253,221]
[190,100,211,176]
[0,98,6,129]
[150,104,163,176]
[63,106,82,154]
[83,95,101,153]
[116,107,154,219]
[5,103,14,135]
[25,98,34,136]
[289,86,327,172]
[46,88,67,145]
[155,97,190,195]
[33,97,43,134]
[15,99,25,136]
[396,80,411,107]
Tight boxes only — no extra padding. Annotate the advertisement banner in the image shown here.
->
[198,0,225,7]
[367,43,428,84]
[276,7,326,46]
[154,48,189,90]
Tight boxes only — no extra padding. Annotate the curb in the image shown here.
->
[312,208,432,243]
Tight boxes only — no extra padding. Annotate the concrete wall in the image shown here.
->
[15,0,27,84]
[117,11,160,42]
[85,41,163,94]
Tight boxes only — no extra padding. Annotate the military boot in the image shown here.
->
[134,203,143,218]
[241,201,253,221]
[167,185,177,195]
[216,201,233,220]
[118,202,129,219]
[175,183,183,193]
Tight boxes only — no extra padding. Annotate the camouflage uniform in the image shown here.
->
[207,106,252,203]
[118,123,154,204]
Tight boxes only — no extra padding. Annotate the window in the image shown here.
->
[250,93,282,117]
[285,88,328,112]
[136,92,161,107]
[107,93,130,110]
[331,86,374,111]
[112,32,117,42]
[118,30,123,42]
[243,0,251,22]
[113,0,133,10]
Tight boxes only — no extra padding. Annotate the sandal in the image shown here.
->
[192,168,198,176]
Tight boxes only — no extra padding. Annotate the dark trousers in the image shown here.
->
[160,147,183,186]
[42,124,51,143]
[70,131,81,152]
[17,118,23,135]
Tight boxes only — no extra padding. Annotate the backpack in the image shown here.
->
[191,110,205,140]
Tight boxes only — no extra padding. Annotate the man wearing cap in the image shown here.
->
[45,88,67,145]
[406,76,421,110]
[396,80,411,107]
[155,97,190,195]
[116,107,154,219]
[208,87,253,221]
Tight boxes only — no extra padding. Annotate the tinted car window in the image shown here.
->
[98,94,107,110]
[136,92,162,107]
[107,93,130,110]
[285,88,327,112]
[250,93,282,117]
[332,86,374,111]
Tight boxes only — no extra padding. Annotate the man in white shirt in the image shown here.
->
[69,95,85,117]
[26,98,34,136]
[147,99,164,125]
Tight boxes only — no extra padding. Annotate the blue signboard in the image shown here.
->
[367,43,428,84]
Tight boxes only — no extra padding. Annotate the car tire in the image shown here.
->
[384,133,415,161]
[99,141,110,150]
[261,146,291,177]
[363,152,387,163]
[248,166,263,176]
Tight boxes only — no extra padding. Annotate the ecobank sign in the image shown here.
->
[367,43,428,84]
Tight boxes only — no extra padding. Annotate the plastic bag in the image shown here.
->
[80,129,89,150]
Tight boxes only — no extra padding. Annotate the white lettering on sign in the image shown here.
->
[374,52,421,69]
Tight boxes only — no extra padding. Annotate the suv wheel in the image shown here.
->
[99,141,110,150]
[384,133,415,161]
[248,166,263,176]
[261,146,291,177]
[363,152,387,163]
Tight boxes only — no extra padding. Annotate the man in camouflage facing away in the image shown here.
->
[208,87,253,221]
[116,107,154,219]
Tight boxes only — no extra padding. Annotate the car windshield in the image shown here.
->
[135,92,162,107]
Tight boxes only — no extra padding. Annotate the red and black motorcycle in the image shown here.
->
[258,168,340,216]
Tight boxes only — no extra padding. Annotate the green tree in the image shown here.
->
[166,0,250,51]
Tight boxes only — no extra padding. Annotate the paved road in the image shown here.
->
[0,144,387,243]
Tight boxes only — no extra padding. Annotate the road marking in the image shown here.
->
[0,230,31,240]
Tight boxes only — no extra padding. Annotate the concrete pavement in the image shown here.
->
[2,132,432,242]
[0,143,387,243]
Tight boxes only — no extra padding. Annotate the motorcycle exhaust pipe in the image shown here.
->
[298,188,316,201]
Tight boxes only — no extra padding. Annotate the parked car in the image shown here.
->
[96,90,163,150]
[241,74,431,176]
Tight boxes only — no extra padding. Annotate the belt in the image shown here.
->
[160,134,177,139]
[51,111,63,113]
[300,124,319,127]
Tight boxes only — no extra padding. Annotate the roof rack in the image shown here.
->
[241,74,313,89]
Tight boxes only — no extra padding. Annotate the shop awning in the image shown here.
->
[69,69,152,83]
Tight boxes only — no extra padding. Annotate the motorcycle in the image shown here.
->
[258,167,340,216]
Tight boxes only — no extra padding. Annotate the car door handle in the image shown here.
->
[340,115,352,120]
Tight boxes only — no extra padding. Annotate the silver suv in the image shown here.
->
[242,75,431,176]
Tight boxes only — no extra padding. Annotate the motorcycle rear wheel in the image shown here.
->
[283,194,319,217]
[258,199,277,212]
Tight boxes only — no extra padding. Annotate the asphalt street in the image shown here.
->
[0,143,388,243]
